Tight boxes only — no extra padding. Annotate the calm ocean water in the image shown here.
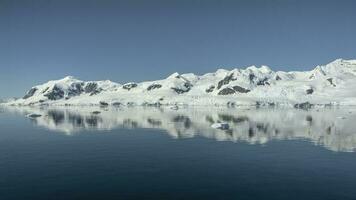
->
[1,106,356,200]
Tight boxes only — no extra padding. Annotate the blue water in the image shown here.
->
[1,108,356,200]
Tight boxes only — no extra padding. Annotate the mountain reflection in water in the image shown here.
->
[4,106,356,152]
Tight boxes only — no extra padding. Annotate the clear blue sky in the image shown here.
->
[1,0,355,98]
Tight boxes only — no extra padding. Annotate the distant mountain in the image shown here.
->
[4,59,356,107]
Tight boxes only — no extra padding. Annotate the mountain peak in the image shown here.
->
[60,76,77,81]
[327,58,356,65]
[4,59,356,107]
[167,72,180,79]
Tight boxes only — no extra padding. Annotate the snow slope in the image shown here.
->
[4,59,356,107]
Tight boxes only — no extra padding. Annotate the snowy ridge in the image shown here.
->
[4,59,356,107]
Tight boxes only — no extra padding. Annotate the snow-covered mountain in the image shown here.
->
[4,59,356,107]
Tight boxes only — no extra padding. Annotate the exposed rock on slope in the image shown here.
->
[4,59,356,107]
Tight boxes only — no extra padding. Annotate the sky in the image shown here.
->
[0,0,356,98]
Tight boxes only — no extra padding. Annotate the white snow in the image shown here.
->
[3,59,356,107]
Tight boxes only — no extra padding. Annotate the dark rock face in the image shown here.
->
[44,86,64,100]
[171,82,192,94]
[275,75,282,81]
[23,88,38,99]
[89,91,101,96]
[112,102,122,107]
[184,82,192,89]
[218,85,250,95]
[123,83,138,90]
[205,85,215,93]
[294,102,314,110]
[147,83,162,91]
[249,74,256,82]
[306,88,314,94]
[217,74,236,89]
[256,78,270,86]
[327,78,336,87]
[41,87,50,94]
[232,86,251,93]
[218,88,236,95]
[171,87,189,94]
[68,83,84,97]
[84,82,102,96]
[85,82,97,93]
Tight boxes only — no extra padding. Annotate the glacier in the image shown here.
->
[3,59,356,107]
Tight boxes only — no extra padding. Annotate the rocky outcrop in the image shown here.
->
[327,78,336,87]
[232,86,250,93]
[147,83,162,91]
[84,82,102,96]
[256,77,270,86]
[41,87,50,94]
[23,88,38,99]
[306,88,314,94]
[44,85,64,100]
[217,74,236,89]
[218,85,250,95]
[218,88,236,95]
[68,83,84,97]
[171,82,192,94]
[112,102,122,107]
[205,85,215,93]
[123,83,138,90]
[249,73,256,83]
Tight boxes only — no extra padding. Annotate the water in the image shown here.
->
[1,106,356,200]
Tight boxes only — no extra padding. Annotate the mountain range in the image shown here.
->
[4,59,356,107]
